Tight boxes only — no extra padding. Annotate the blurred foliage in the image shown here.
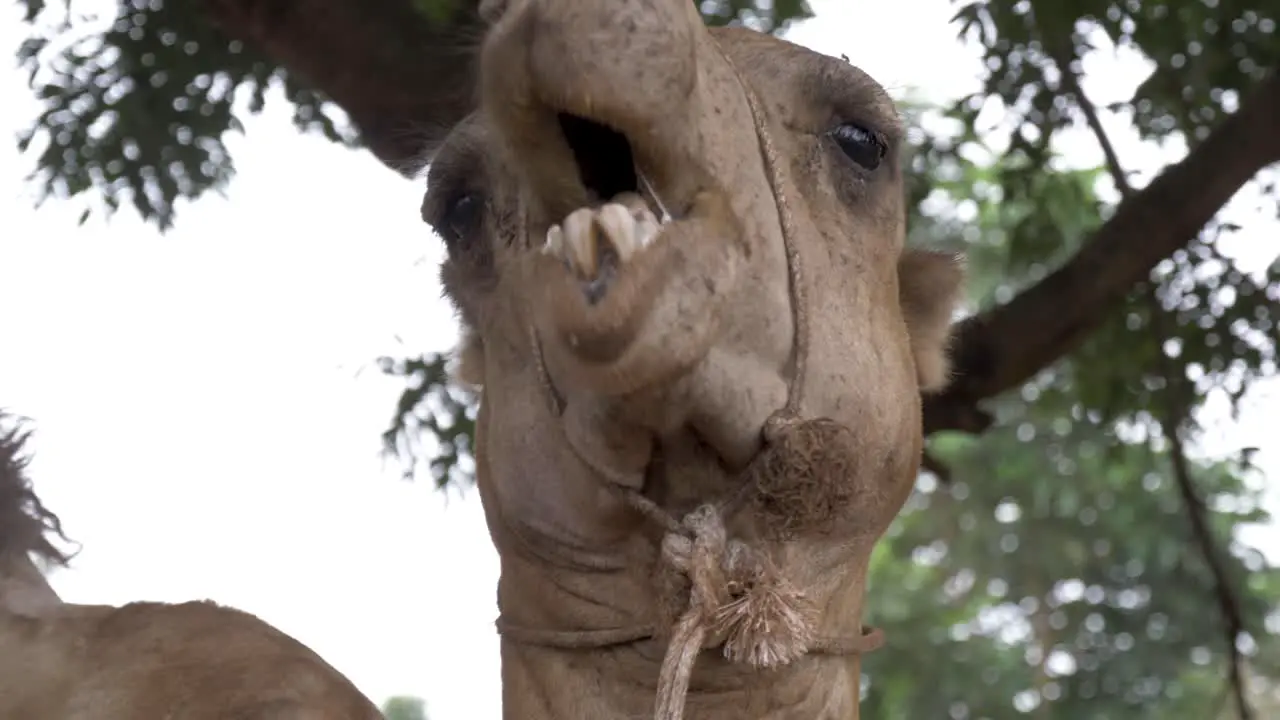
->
[15,0,356,229]
[377,353,476,490]
[381,695,428,720]
[12,0,804,230]
[13,0,1280,715]
[863,102,1279,712]
[697,0,812,31]
[864,410,1280,718]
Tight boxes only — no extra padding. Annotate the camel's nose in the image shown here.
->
[479,0,703,221]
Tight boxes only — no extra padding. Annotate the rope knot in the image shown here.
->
[652,504,819,720]
[660,505,729,622]
[762,409,801,444]
[713,542,818,668]
[659,505,817,667]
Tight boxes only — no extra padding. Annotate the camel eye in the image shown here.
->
[829,123,886,171]
[439,191,483,249]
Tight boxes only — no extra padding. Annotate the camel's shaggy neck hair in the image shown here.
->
[0,411,71,569]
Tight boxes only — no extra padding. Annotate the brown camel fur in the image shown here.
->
[417,2,967,719]
[0,411,384,719]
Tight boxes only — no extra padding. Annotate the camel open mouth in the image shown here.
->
[557,113,674,222]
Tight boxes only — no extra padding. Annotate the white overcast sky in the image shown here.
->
[0,1,1276,717]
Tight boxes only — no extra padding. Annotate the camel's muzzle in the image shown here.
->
[479,0,709,229]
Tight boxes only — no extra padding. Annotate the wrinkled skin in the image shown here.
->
[421,2,966,718]
[0,416,384,720]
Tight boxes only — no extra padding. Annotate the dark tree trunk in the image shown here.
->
[200,0,487,170]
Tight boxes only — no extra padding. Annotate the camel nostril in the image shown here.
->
[557,113,638,203]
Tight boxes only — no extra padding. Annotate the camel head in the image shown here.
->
[419,2,966,718]
[0,411,384,719]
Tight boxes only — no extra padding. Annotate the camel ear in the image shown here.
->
[898,249,966,393]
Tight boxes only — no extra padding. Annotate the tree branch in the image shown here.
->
[197,0,487,172]
[925,63,1280,435]
[1051,43,1254,720]
[1166,412,1254,720]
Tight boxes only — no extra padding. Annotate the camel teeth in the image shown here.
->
[562,207,600,277]
[608,191,649,216]
[544,223,564,255]
[595,204,639,262]
[552,197,661,281]
[598,201,663,260]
